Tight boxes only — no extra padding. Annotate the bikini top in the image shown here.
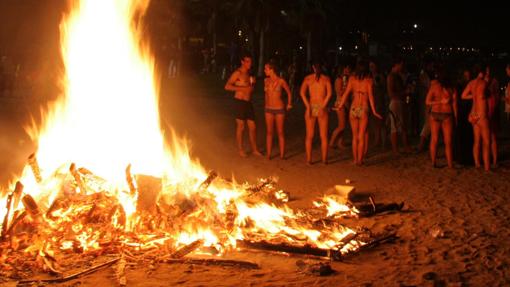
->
[265,78,281,93]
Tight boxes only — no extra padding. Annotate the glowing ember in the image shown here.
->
[0,0,369,277]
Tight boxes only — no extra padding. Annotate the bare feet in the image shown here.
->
[239,150,247,158]
[253,150,263,157]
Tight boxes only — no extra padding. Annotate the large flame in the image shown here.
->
[0,0,364,272]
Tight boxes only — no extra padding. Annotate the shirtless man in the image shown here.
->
[387,58,411,154]
[338,59,382,165]
[225,54,262,157]
[461,65,490,171]
[264,62,292,159]
[300,62,332,164]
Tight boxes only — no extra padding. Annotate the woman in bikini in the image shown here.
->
[461,65,490,171]
[425,67,457,168]
[338,59,382,165]
[329,64,352,150]
[264,62,292,159]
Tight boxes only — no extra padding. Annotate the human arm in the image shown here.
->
[281,79,293,110]
[461,82,473,100]
[224,71,251,93]
[367,79,382,119]
[338,76,353,109]
[333,78,342,108]
[300,77,310,112]
[321,77,333,109]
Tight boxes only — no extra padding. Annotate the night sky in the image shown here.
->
[0,0,508,60]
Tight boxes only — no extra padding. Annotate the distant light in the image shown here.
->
[413,24,418,29]
[299,46,303,50]
[410,46,413,50]
[238,30,242,37]
[355,45,358,50]
[457,47,460,51]
[338,46,343,51]
[403,47,406,50]
[429,47,433,51]
[280,10,287,16]
[245,38,248,42]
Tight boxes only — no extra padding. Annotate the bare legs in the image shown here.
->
[429,117,453,168]
[329,109,346,149]
[265,113,285,159]
[305,112,328,164]
[236,119,261,157]
[350,116,369,165]
[472,119,490,171]
[490,131,497,167]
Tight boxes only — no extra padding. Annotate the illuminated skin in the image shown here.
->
[387,62,411,153]
[329,66,351,149]
[461,71,490,171]
[263,64,292,159]
[225,56,262,157]
[338,74,382,166]
[425,80,457,168]
[485,67,500,167]
[300,65,332,164]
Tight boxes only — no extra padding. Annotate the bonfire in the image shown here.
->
[0,0,397,283]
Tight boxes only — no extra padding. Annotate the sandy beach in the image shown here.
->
[1,74,510,286]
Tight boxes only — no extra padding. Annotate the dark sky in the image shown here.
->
[0,0,507,59]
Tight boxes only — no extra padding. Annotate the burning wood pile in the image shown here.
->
[0,0,401,284]
[0,156,398,283]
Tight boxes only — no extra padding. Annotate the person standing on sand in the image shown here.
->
[369,60,387,150]
[337,59,382,165]
[461,65,490,171]
[387,58,411,154]
[485,65,500,168]
[505,64,510,127]
[426,67,457,168]
[329,64,352,150]
[264,61,292,160]
[225,54,263,158]
[300,61,332,165]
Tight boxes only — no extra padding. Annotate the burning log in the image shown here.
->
[162,258,259,269]
[21,194,40,217]
[198,170,218,191]
[238,240,334,259]
[1,193,13,240]
[125,164,137,196]
[170,239,203,259]
[70,163,87,194]
[28,153,43,183]
[12,181,24,210]
[5,211,26,239]
[17,257,120,285]
[116,254,127,286]
[1,182,25,239]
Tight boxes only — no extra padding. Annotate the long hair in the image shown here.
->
[354,58,370,80]
[266,60,278,75]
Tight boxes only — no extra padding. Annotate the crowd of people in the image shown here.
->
[225,53,510,171]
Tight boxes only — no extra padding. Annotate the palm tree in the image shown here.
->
[227,0,285,76]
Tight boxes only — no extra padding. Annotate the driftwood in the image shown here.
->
[162,258,259,269]
[238,240,332,259]
[5,211,26,238]
[70,163,87,194]
[115,254,127,286]
[198,171,218,191]
[17,257,120,285]
[125,164,137,196]
[21,194,40,217]
[170,239,203,259]
[27,153,42,183]
[1,192,13,239]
